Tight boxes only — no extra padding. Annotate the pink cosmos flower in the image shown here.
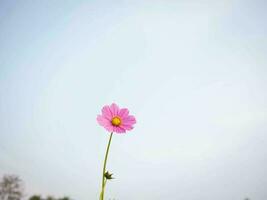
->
[97,103,136,133]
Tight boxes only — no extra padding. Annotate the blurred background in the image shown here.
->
[0,0,266,199]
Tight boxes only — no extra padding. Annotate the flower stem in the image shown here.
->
[100,132,113,200]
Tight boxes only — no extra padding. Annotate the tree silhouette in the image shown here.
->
[58,197,70,200]
[28,195,71,200]
[28,195,41,200]
[0,175,24,200]
[46,196,56,200]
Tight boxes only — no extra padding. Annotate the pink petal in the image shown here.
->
[110,103,119,117]
[114,126,126,133]
[118,108,129,118]
[122,115,136,125]
[101,106,112,120]
[120,124,134,131]
[104,124,115,132]
[97,115,111,127]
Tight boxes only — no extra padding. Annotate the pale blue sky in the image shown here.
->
[0,0,267,200]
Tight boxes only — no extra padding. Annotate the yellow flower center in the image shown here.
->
[111,116,121,126]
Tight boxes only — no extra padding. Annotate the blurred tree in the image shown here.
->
[29,195,71,200]
[46,196,56,200]
[0,175,24,200]
[28,195,41,200]
[58,197,70,200]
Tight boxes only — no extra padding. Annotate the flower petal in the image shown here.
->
[101,105,113,120]
[104,124,115,132]
[120,124,134,131]
[122,115,136,125]
[118,108,129,118]
[114,126,126,133]
[110,103,119,117]
[97,115,111,127]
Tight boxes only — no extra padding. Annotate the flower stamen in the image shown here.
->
[111,116,121,126]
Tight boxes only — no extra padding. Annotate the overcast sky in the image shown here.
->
[0,0,267,200]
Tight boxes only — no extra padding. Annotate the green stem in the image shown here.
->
[100,132,113,200]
